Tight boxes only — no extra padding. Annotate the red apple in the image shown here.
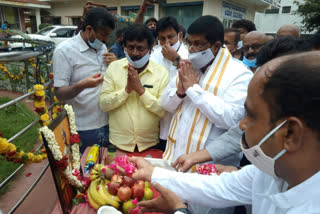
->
[131,184,144,201]
[111,174,123,184]
[123,176,135,187]
[135,180,145,188]
[109,181,120,195]
[117,186,132,201]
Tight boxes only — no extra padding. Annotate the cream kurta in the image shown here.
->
[161,47,253,164]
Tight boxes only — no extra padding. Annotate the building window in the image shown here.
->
[3,6,21,30]
[282,6,291,14]
[53,17,61,25]
[71,17,80,26]
[265,8,279,14]
[223,19,233,28]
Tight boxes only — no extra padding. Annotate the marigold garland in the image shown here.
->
[0,64,26,81]
[33,84,50,126]
[0,58,37,81]
[0,132,47,164]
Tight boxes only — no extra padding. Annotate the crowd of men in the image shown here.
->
[52,1,320,213]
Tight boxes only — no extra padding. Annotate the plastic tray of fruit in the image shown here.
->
[144,158,177,171]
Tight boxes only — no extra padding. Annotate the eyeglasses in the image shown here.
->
[243,43,264,52]
[186,41,210,52]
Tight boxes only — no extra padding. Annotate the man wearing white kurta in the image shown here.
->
[161,16,253,168]
[131,52,320,214]
[150,16,189,147]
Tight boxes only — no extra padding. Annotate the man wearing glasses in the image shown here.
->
[99,24,169,152]
[161,15,252,173]
[242,31,268,72]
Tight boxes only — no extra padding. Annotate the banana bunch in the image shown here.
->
[89,164,104,181]
[87,179,121,210]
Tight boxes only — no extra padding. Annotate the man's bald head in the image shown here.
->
[243,31,268,68]
[277,25,300,38]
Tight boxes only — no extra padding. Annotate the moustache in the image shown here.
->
[246,53,256,59]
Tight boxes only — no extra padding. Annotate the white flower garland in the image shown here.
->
[40,105,83,188]
[64,104,77,135]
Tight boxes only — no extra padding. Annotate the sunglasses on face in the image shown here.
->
[243,43,264,52]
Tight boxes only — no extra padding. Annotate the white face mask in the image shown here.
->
[188,48,215,70]
[125,50,150,69]
[237,40,243,50]
[171,35,181,51]
[240,120,287,177]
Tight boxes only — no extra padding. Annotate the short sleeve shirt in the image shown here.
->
[53,33,108,131]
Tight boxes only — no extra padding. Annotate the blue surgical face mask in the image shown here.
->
[243,56,257,68]
[125,51,150,69]
[88,30,104,50]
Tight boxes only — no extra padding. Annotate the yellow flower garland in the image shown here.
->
[0,135,47,164]
[33,84,50,127]
[0,58,37,81]
[0,64,26,81]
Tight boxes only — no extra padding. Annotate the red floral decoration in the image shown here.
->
[56,156,69,170]
[70,134,81,144]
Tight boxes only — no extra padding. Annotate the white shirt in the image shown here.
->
[53,33,108,131]
[151,43,189,140]
[152,165,320,214]
[161,57,253,165]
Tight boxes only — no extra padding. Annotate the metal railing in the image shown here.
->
[0,44,55,213]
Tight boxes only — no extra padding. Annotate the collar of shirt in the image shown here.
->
[260,171,320,209]
[123,59,154,74]
[75,32,91,53]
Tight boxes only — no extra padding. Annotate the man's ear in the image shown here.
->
[282,117,304,152]
[211,41,222,56]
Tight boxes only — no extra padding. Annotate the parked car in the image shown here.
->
[36,25,77,45]
[8,25,77,48]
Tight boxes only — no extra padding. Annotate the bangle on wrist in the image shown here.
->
[176,91,186,99]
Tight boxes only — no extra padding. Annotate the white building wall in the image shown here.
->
[254,0,313,35]
[49,0,270,25]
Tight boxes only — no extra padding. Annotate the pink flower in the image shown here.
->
[25,172,32,177]
[101,167,106,174]
[131,206,141,214]
[132,198,138,205]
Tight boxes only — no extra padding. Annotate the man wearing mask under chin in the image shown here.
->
[161,17,252,214]
[242,31,268,73]
[53,7,116,154]
[99,24,169,152]
[150,16,189,150]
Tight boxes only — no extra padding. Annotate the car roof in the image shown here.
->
[51,25,77,28]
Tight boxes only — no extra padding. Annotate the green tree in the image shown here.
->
[295,0,320,32]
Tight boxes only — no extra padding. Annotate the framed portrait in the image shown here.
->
[41,110,76,214]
